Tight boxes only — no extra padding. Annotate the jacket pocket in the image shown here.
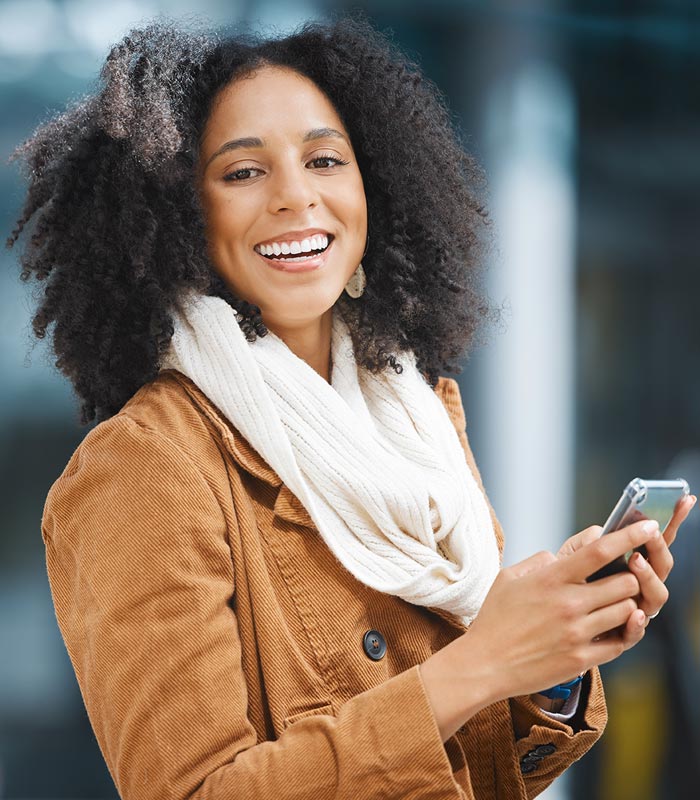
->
[283,703,334,730]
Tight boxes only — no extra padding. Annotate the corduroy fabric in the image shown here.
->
[42,369,607,800]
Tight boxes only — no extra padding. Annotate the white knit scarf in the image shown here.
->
[159,292,499,625]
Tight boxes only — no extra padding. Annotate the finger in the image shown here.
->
[628,551,670,616]
[584,570,640,611]
[586,634,627,667]
[561,520,661,583]
[662,494,696,546]
[661,495,689,546]
[585,597,639,640]
[620,608,647,648]
[640,532,674,582]
[558,525,603,558]
[587,609,647,666]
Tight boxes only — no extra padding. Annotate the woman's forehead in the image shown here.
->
[202,66,348,147]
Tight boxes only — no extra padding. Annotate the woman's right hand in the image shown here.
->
[420,518,661,742]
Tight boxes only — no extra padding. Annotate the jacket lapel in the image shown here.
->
[164,369,314,529]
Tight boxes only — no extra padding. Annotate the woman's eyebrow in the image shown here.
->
[204,128,349,170]
[303,127,348,144]
[205,136,263,169]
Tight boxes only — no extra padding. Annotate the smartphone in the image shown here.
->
[586,477,690,582]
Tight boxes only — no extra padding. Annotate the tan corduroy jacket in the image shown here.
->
[42,369,607,800]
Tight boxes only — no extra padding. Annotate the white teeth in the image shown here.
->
[255,234,331,257]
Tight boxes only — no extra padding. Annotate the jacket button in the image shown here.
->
[520,742,557,774]
[363,629,387,661]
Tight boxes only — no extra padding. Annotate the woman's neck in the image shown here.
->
[264,309,333,383]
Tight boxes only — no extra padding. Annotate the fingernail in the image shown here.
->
[637,611,646,627]
[632,553,647,569]
[642,520,660,536]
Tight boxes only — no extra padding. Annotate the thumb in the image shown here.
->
[558,525,604,558]
[508,549,557,579]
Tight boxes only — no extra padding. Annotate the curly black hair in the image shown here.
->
[7,15,495,425]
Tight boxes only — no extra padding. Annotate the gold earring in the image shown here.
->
[344,263,366,299]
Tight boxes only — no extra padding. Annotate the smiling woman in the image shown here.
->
[7,14,691,800]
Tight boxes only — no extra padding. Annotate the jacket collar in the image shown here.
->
[163,369,314,528]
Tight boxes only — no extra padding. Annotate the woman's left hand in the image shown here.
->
[558,493,696,627]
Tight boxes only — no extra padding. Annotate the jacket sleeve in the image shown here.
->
[42,414,474,800]
[507,669,608,798]
[436,378,608,797]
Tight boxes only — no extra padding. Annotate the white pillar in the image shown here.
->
[475,61,578,800]
[479,60,577,566]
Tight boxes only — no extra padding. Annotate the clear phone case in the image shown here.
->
[586,478,689,581]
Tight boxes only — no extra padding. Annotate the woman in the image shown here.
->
[8,17,693,800]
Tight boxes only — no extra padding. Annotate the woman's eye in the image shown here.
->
[223,167,263,182]
[309,155,350,169]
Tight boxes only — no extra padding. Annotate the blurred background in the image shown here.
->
[1,0,698,798]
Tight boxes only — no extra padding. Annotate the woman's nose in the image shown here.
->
[267,162,320,214]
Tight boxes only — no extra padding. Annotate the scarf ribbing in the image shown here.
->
[160,292,499,625]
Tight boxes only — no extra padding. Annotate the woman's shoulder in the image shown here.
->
[57,369,217,477]
[42,370,229,544]
[118,367,217,442]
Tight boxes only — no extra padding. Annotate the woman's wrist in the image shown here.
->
[419,636,499,743]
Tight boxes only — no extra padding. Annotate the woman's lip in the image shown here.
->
[256,239,333,273]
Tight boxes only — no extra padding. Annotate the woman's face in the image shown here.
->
[197,65,368,335]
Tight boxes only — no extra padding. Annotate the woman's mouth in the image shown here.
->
[253,234,334,272]
[254,233,333,260]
